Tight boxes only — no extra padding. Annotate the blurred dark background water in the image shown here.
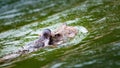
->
[0,0,120,68]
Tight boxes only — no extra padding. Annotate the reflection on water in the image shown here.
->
[0,0,120,68]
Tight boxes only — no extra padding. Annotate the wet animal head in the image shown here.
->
[51,23,78,45]
[42,29,51,39]
[33,29,52,47]
[53,23,78,38]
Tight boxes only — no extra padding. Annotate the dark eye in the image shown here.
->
[68,32,71,34]
[55,34,61,37]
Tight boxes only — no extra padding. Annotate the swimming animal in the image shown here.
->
[0,24,78,63]
[50,23,78,45]
[20,29,52,53]
[0,29,52,62]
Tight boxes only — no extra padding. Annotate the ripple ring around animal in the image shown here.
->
[0,23,78,63]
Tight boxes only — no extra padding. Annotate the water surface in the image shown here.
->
[0,0,120,68]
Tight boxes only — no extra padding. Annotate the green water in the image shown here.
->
[0,0,120,68]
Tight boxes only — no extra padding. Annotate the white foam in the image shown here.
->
[79,26,88,33]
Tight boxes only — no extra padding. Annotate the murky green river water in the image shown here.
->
[0,0,120,68]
